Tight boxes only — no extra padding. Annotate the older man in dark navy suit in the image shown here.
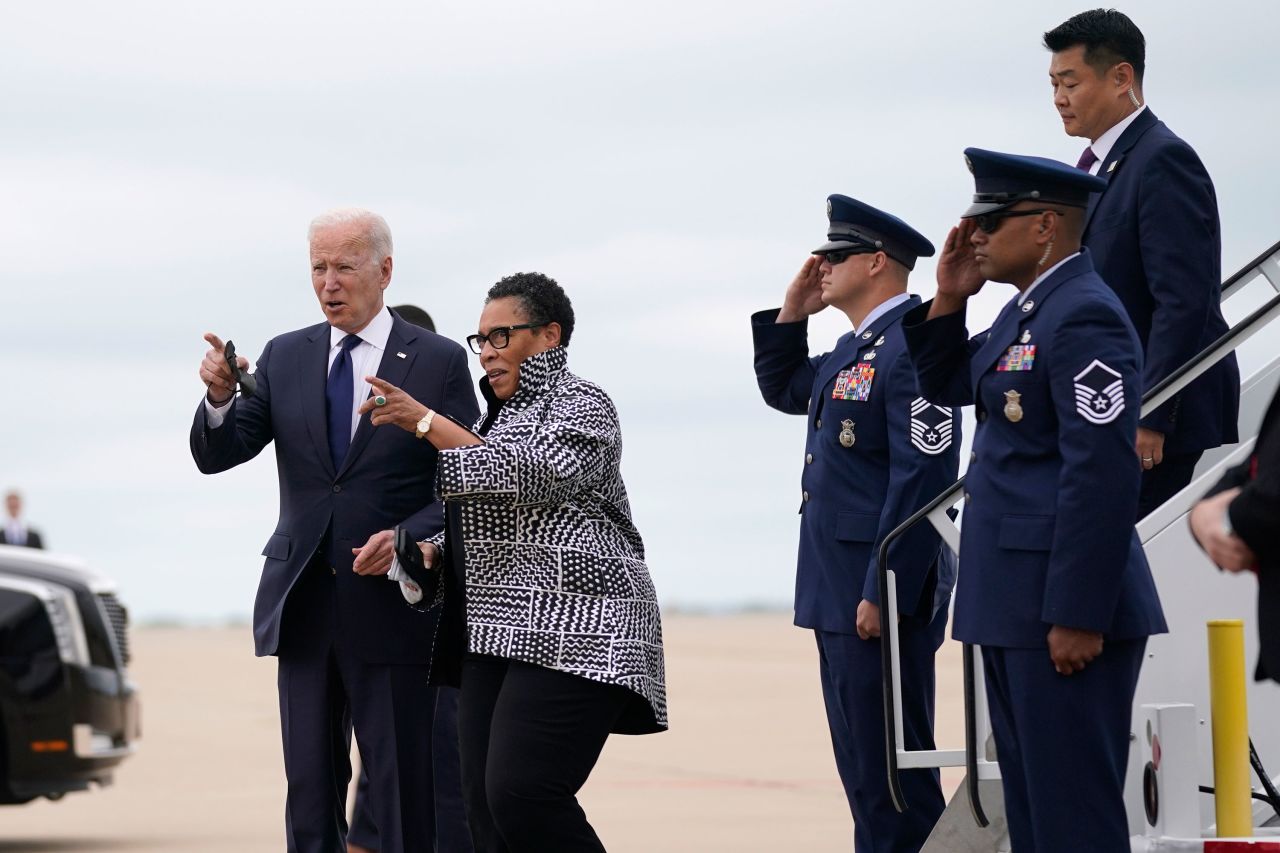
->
[753,196,959,852]
[1045,9,1240,518]
[190,209,478,853]
[905,149,1167,852]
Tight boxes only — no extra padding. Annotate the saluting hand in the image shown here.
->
[776,256,826,323]
[199,332,247,405]
[931,221,986,319]
[1048,625,1103,675]
[357,376,429,433]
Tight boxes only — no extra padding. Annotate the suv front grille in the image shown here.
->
[96,593,131,665]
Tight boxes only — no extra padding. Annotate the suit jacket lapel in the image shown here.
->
[302,325,336,479]
[337,316,421,478]
[1084,108,1159,233]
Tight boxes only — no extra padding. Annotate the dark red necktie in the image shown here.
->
[1076,146,1099,172]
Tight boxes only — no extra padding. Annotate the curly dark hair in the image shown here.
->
[1044,9,1145,84]
[486,272,576,348]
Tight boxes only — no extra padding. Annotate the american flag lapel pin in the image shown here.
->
[396,352,407,359]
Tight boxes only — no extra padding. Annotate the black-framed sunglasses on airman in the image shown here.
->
[820,247,876,265]
[467,323,544,354]
[973,208,1052,235]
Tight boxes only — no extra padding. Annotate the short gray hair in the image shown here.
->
[307,208,394,262]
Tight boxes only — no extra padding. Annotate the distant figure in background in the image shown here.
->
[391,304,435,334]
[1044,9,1240,518]
[1190,387,1280,684]
[2,491,44,549]
[348,303,472,853]
[751,196,959,852]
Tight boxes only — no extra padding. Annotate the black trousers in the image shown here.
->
[457,655,630,853]
[1137,450,1203,520]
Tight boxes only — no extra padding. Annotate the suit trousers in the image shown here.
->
[276,557,441,853]
[347,686,472,852]
[982,639,1146,853]
[457,654,630,853]
[815,605,948,853]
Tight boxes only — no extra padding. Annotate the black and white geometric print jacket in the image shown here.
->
[432,346,667,732]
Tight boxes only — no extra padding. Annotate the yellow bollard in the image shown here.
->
[1207,619,1252,837]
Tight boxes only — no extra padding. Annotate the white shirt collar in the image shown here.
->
[1018,252,1081,305]
[329,306,393,352]
[1087,105,1147,174]
[854,292,912,337]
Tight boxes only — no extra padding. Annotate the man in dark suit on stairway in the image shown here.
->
[1044,9,1240,518]
[190,208,478,853]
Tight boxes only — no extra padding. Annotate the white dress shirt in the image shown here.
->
[205,307,394,435]
[5,519,27,546]
[1084,105,1147,175]
[854,292,913,337]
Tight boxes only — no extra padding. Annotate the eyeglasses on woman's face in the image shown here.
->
[467,323,544,355]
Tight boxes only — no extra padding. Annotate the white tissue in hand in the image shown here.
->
[387,554,424,604]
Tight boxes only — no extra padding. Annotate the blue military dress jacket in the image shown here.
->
[1084,108,1239,454]
[903,251,1167,648]
[753,296,960,635]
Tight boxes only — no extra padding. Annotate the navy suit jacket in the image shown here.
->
[753,297,960,634]
[0,529,43,549]
[1083,108,1239,454]
[904,252,1166,647]
[190,310,479,663]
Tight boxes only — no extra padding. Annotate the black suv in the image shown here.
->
[0,544,140,803]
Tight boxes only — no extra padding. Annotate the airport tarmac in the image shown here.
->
[0,614,965,852]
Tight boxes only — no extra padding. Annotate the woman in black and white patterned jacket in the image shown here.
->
[361,272,666,853]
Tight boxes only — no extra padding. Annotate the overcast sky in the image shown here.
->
[2,0,1278,623]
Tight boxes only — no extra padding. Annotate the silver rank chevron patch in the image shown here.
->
[1073,359,1125,424]
[910,398,954,454]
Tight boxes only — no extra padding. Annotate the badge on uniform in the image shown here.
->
[910,398,953,455]
[1004,389,1023,423]
[1073,359,1125,424]
[997,344,1036,372]
[832,363,875,401]
[839,420,856,447]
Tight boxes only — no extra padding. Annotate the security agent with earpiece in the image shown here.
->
[752,196,960,852]
[903,149,1167,852]
[1045,9,1239,518]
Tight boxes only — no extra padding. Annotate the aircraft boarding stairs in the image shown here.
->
[874,239,1280,852]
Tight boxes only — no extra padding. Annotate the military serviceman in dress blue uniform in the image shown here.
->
[902,149,1168,852]
[752,196,960,852]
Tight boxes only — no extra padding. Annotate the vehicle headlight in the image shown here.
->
[41,584,91,667]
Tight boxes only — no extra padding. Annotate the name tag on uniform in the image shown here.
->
[996,345,1037,372]
[833,363,875,401]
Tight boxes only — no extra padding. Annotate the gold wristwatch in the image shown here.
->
[415,409,436,439]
